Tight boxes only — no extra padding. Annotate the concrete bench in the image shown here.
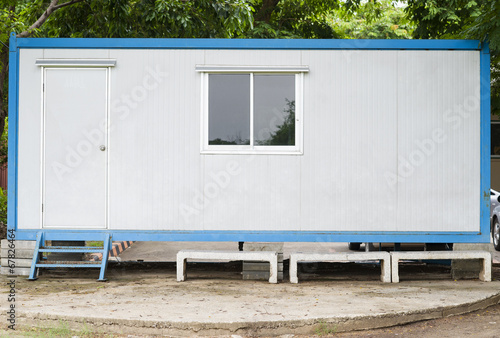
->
[289,252,391,283]
[391,251,492,283]
[177,250,279,283]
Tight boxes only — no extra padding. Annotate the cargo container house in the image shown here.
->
[7,35,491,279]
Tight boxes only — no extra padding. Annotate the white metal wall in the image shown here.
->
[17,48,480,233]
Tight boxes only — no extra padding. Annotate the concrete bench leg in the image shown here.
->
[289,255,299,284]
[177,256,187,282]
[391,256,400,283]
[479,257,492,282]
[269,255,278,284]
[380,257,391,283]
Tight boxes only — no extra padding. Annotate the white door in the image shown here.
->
[43,68,108,228]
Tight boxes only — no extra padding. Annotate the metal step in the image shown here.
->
[39,246,104,253]
[28,232,112,282]
[36,261,102,268]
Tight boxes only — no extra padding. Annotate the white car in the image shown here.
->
[490,189,500,251]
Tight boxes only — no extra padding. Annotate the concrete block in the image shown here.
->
[242,262,283,271]
[1,248,34,259]
[1,267,31,276]
[391,251,491,283]
[289,252,391,283]
[1,258,32,268]
[177,250,278,283]
[1,239,36,249]
[243,271,284,280]
[243,242,284,252]
[243,244,283,281]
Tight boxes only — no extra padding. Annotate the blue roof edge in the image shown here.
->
[14,37,482,50]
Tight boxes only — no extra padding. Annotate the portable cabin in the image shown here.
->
[7,35,490,272]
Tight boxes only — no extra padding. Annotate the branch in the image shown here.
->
[53,0,85,10]
[16,0,84,38]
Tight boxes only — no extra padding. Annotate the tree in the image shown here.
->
[42,0,254,39]
[259,99,296,146]
[330,0,413,39]
[247,0,341,38]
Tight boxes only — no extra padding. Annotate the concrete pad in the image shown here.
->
[2,265,499,337]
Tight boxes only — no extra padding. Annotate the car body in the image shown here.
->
[489,189,500,251]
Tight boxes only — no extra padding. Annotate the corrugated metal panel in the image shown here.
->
[17,49,43,230]
[107,50,205,230]
[17,48,481,233]
[300,50,398,231]
[396,51,480,232]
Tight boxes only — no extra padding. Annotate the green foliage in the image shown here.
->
[405,0,481,39]
[43,0,254,38]
[249,0,340,38]
[259,99,296,146]
[0,117,7,166]
[331,0,414,39]
[0,187,7,225]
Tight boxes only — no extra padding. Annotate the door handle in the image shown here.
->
[100,145,106,151]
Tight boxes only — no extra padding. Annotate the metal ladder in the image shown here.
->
[28,232,112,282]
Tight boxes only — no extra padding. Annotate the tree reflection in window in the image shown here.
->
[256,99,295,146]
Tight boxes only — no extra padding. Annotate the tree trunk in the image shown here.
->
[255,0,280,23]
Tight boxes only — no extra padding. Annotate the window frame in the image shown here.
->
[198,66,307,155]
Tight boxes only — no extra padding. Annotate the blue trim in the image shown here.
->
[13,229,488,243]
[480,42,491,243]
[10,37,490,244]
[28,232,43,280]
[7,32,18,232]
[15,38,481,50]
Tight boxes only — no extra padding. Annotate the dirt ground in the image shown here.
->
[331,303,500,337]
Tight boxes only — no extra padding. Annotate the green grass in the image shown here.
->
[86,241,104,247]
[314,320,337,336]
[4,320,113,337]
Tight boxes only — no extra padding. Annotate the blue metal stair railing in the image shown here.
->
[28,232,112,282]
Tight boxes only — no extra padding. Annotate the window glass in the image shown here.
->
[492,122,500,156]
[209,74,250,145]
[254,75,295,146]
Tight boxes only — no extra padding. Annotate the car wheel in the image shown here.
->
[493,218,500,251]
[348,242,361,251]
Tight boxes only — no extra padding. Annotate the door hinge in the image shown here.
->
[41,204,44,212]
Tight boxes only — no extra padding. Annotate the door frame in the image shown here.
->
[40,62,113,229]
